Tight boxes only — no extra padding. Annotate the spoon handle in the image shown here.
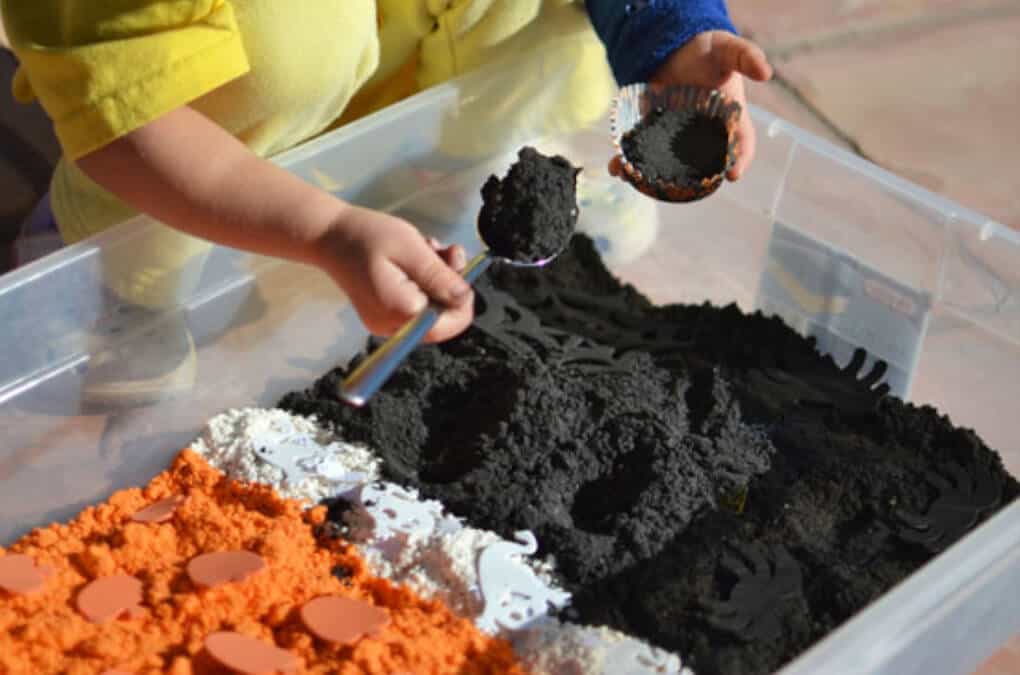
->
[338,251,492,406]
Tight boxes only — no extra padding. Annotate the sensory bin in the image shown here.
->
[280,235,1019,675]
[2,237,1016,674]
[2,76,1018,672]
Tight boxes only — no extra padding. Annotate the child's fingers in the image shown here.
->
[428,237,468,272]
[411,242,474,341]
[424,297,474,343]
[437,243,468,272]
[714,33,772,82]
[358,251,473,340]
[418,242,473,341]
[394,239,473,309]
[417,243,473,341]
[369,258,429,328]
[728,113,757,181]
[608,155,624,177]
[426,236,468,270]
[722,77,756,181]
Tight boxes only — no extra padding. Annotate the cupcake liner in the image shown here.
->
[610,83,742,203]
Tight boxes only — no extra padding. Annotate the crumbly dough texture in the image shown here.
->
[0,451,526,675]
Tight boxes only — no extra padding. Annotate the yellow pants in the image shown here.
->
[74,1,613,311]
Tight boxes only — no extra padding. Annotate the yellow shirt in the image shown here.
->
[2,0,610,244]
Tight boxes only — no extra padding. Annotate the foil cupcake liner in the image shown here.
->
[610,83,742,203]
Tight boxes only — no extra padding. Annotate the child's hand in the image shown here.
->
[650,31,772,181]
[72,104,474,344]
[319,205,474,342]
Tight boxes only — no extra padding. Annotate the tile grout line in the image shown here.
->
[750,2,1020,59]
[767,70,872,161]
[743,1,1020,202]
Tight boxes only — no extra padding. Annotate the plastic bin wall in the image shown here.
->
[0,50,1017,675]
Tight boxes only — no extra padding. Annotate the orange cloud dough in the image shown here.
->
[0,450,528,675]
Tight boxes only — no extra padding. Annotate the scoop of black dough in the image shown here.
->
[621,108,729,185]
[477,146,581,264]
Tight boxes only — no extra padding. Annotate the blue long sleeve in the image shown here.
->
[585,0,737,85]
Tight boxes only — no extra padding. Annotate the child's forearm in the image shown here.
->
[585,0,737,85]
[76,105,348,269]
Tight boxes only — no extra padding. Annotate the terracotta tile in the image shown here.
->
[972,636,1020,675]
[913,309,1020,474]
[778,13,1020,230]
[727,0,1010,52]
[745,78,853,150]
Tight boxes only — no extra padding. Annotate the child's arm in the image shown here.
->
[586,0,772,179]
[77,105,474,342]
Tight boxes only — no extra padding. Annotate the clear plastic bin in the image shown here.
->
[1,47,1017,675]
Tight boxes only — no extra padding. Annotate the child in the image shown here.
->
[1,1,770,406]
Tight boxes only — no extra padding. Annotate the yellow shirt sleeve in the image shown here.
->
[2,0,250,161]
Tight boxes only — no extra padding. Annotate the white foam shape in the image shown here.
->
[435,514,464,535]
[357,482,440,540]
[476,531,572,634]
[309,451,362,480]
[301,451,371,496]
[602,642,685,674]
[254,433,318,484]
[249,421,370,492]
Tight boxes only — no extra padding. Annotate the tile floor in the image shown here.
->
[735,0,1020,230]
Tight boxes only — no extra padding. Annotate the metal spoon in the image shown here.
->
[337,231,562,407]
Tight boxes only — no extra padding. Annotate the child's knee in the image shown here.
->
[432,2,615,159]
[101,227,214,310]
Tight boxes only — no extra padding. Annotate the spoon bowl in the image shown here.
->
[337,225,562,406]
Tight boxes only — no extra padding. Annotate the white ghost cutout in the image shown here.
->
[476,531,572,634]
